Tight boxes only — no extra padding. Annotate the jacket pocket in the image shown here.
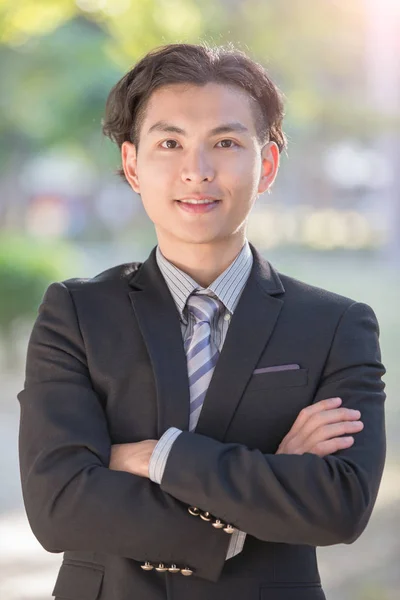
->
[246,368,308,392]
[52,561,104,599]
[259,583,325,599]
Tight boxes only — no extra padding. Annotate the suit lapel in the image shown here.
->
[195,245,285,440]
[128,243,285,441]
[128,247,190,437]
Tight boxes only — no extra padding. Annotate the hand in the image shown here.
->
[109,440,158,478]
[276,397,363,457]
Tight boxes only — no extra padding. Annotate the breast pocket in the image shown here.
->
[225,368,311,451]
[245,368,308,393]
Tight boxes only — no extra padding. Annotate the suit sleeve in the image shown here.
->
[160,301,387,546]
[149,427,247,560]
[17,282,230,582]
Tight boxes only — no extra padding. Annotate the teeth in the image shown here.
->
[180,199,217,204]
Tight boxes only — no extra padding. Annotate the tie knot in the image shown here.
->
[186,292,224,325]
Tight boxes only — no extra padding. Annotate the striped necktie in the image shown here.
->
[185,292,224,432]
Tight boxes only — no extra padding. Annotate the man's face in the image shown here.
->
[122,82,279,246]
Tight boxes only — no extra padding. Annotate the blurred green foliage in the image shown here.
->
[1,0,398,180]
[0,0,212,176]
[0,234,81,322]
[0,234,82,368]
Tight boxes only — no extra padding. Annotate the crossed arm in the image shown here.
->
[109,396,364,479]
[109,395,366,559]
[18,282,386,583]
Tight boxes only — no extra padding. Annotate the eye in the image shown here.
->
[160,139,181,149]
[216,139,238,148]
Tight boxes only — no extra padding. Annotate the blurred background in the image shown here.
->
[0,0,399,598]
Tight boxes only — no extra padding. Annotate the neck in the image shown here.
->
[157,233,247,288]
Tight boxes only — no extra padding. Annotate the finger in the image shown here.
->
[299,407,362,440]
[287,397,342,437]
[319,407,361,425]
[322,420,364,438]
[310,436,355,457]
[305,420,363,449]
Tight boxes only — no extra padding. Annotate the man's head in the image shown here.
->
[102,43,286,249]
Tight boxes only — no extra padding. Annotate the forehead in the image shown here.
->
[141,82,258,132]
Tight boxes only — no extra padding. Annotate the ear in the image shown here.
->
[258,141,280,194]
[121,141,140,193]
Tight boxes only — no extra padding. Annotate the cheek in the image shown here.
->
[221,153,260,187]
[137,153,177,186]
[227,168,259,202]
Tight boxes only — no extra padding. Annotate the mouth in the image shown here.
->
[175,199,221,214]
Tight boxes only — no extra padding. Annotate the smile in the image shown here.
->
[176,200,221,214]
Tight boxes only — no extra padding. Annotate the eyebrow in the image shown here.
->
[146,120,249,136]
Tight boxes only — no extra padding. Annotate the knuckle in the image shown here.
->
[320,399,331,411]
[299,406,310,419]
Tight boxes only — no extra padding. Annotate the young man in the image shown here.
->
[18,43,386,600]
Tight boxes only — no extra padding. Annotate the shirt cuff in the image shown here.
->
[148,427,182,484]
[226,530,246,559]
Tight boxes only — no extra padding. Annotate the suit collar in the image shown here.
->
[154,239,254,323]
[129,241,285,298]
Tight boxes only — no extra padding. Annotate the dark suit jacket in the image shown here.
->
[17,242,386,600]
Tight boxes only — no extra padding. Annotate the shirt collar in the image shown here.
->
[156,240,253,325]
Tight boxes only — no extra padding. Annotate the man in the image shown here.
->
[18,43,386,600]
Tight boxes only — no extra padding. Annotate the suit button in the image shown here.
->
[188,506,200,516]
[168,564,180,573]
[223,524,236,534]
[141,561,154,571]
[155,563,168,572]
[212,519,225,529]
[181,567,194,576]
[199,511,212,521]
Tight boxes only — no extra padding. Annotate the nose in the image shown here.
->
[180,148,215,183]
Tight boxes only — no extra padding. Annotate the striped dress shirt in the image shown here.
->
[148,239,253,560]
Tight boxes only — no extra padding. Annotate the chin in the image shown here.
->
[176,231,226,245]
